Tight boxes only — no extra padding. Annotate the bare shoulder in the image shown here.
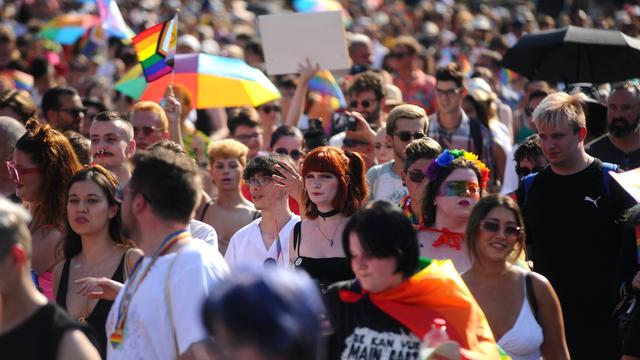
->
[57,329,101,360]
[125,248,144,269]
[526,271,557,301]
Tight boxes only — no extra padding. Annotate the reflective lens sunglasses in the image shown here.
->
[133,125,164,137]
[480,220,522,238]
[246,176,272,187]
[6,161,41,183]
[274,148,304,161]
[57,106,87,118]
[515,166,544,177]
[394,131,425,142]
[349,99,376,109]
[260,105,281,114]
[438,180,480,197]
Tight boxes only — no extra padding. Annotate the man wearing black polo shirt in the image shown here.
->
[587,83,640,170]
[517,91,637,359]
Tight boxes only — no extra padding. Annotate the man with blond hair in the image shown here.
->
[366,104,429,204]
[130,101,170,151]
[517,92,637,359]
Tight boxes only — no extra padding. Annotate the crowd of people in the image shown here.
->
[1,0,640,359]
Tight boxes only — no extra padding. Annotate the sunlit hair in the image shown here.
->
[464,194,525,265]
[130,101,169,129]
[15,120,83,227]
[63,165,131,259]
[301,146,368,219]
[208,139,249,166]
[532,91,587,133]
[386,104,428,136]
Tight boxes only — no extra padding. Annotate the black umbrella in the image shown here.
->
[502,25,640,84]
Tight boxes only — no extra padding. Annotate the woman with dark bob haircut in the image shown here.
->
[289,146,367,290]
[462,194,569,360]
[53,165,142,357]
[325,201,501,359]
[418,149,489,273]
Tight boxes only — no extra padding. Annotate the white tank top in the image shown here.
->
[497,274,544,360]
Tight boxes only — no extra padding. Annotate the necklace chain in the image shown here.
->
[315,217,344,247]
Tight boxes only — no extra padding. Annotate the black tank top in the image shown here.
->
[56,252,126,358]
[292,221,354,292]
[0,302,84,360]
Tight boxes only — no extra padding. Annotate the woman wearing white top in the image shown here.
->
[462,194,569,360]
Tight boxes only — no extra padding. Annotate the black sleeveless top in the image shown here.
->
[56,253,126,358]
[0,302,84,360]
[292,221,354,292]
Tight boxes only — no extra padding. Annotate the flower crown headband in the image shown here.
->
[424,149,491,189]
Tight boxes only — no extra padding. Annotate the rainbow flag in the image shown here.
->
[97,0,135,40]
[132,17,177,82]
[308,70,346,109]
[459,54,473,78]
[1,70,34,90]
[500,68,515,86]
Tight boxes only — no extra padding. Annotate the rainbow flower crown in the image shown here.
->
[425,149,491,189]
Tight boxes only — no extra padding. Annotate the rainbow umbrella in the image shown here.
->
[293,0,342,12]
[39,14,100,45]
[114,53,281,108]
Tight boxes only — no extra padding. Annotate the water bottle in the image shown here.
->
[420,318,457,360]
[423,318,450,347]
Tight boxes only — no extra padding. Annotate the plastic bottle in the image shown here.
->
[423,318,450,347]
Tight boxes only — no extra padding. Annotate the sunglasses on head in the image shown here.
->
[57,107,87,118]
[438,180,480,197]
[394,131,425,142]
[480,220,522,238]
[349,99,376,109]
[133,125,164,137]
[515,166,544,177]
[260,105,281,114]
[275,148,304,161]
[343,138,370,147]
[407,170,426,183]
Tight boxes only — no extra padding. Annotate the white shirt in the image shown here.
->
[189,219,219,251]
[225,215,300,268]
[106,239,229,360]
[366,161,407,205]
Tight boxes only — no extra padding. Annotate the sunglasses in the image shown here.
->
[390,52,412,59]
[515,166,544,177]
[246,176,272,188]
[438,180,480,197]
[435,88,462,97]
[133,125,164,137]
[235,133,261,142]
[480,220,522,238]
[275,148,304,161]
[407,170,426,183]
[6,161,41,183]
[343,138,370,147]
[57,107,87,118]
[260,105,281,114]
[394,131,425,142]
[349,99,377,109]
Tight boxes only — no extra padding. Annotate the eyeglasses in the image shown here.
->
[260,105,281,114]
[57,107,87,118]
[435,88,462,97]
[438,180,480,197]
[390,52,412,59]
[6,161,41,183]
[343,138,370,147]
[235,133,261,142]
[246,176,272,187]
[349,99,377,109]
[274,148,304,161]
[133,125,164,137]
[407,170,426,183]
[480,220,522,238]
[515,165,544,177]
[0,37,11,43]
[394,131,425,142]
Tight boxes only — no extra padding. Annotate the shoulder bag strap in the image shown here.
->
[525,272,539,322]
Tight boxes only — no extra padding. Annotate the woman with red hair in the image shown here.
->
[289,146,367,290]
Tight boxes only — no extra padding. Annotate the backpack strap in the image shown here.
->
[525,272,539,322]
[600,162,619,197]
[468,117,484,158]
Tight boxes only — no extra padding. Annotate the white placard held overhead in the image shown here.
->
[259,11,350,75]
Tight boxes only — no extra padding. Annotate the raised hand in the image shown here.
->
[74,276,124,301]
[273,161,304,204]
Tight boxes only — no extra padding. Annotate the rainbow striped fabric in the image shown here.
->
[308,70,346,109]
[132,17,177,82]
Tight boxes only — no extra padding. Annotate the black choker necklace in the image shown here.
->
[318,209,340,220]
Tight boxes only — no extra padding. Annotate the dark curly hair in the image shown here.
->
[347,71,385,101]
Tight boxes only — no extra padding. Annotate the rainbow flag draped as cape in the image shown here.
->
[339,259,503,359]
[132,17,177,82]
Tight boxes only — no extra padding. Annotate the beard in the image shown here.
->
[608,116,640,138]
[121,209,139,241]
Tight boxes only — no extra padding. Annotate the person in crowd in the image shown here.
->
[348,33,373,74]
[325,201,500,359]
[268,125,305,169]
[418,149,490,273]
[0,197,100,360]
[170,85,211,167]
[202,267,325,360]
[367,104,429,204]
[390,35,436,114]
[513,134,548,181]
[621,205,640,360]
[256,101,281,149]
[225,154,300,267]
[399,137,441,229]
[0,89,38,124]
[105,148,229,359]
[41,86,85,133]
[513,87,552,145]
[89,111,136,187]
[80,98,107,139]
[0,116,25,202]
[517,91,637,359]
[129,101,170,152]
[202,139,260,254]
[12,120,82,299]
[587,82,640,170]
[228,106,264,160]
[374,126,393,164]
[290,146,367,290]
[462,194,570,360]
[64,131,92,166]
[347,71,387,129]
[52,165,143,357]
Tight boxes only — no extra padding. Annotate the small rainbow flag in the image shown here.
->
[459,54,473,78]
[500,68,515,86]
[0,70,33,90]
[308,70,346,110]
[132,16,177,82]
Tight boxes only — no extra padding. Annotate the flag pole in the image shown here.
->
[169,9,180,91]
